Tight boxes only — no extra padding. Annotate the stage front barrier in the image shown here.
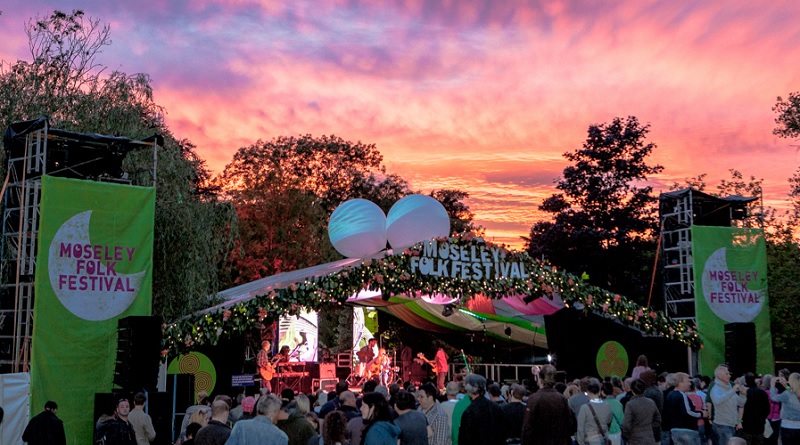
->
[447,363,541,384]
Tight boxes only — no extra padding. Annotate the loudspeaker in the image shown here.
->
[113,316,162,392]
[320,363,336,379]
[725,322,757,376]
[318,379,337,391]
[148,392,174,445]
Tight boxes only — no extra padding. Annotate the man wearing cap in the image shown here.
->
[227,394,288,445]
[22,400,66,445]
[240,396,256,420]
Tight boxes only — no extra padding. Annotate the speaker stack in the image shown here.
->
[113,316,162,392]
[724,322,757,376]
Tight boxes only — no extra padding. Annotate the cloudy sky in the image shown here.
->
[3,1,800,247]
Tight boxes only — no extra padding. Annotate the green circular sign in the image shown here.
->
[167,351,217,399]
[595,341,629,378]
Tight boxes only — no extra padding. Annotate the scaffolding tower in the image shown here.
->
[659,188,757,326]
[0,117,157,373]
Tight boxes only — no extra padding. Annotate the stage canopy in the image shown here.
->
[164,236,701,355]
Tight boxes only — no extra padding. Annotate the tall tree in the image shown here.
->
[524,116,663,303]
[0,10,237,320]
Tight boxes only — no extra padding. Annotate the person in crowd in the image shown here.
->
[319,381,350,419]
[22,400,66,445]
[294,394,311,415]
[761,375,781,445]
[183,422,202,445]
[180,391,211,441]
[227,394,288,445]
[661,373,677,445]
[641,370,664,442]
[502,383,527,444]
[308,410,349,445]
[336,391,362,421]
[710,365,744,445]
[96,398,137,445]
[240,396,256,420]
[418,382,450,445]
[686,380,707,445]
[360,392,400,445]
[601,381,624,445]
[127,392,156,445]
[306,411,321,432]
[622,379,661,445]
[195,400,231,445]
[277,400,318,445]
[230,394,246,424]
[632,355,651,380]
[440,382,460,428]
[315,391,328,414]
[450,381,472,445]
[663,372,701,445]
[769,372,800,445]
[189,407,210,429]
[521,364,572,445]
[576,378,612,445]
[459,374,505,445]
[394,390,428,445]
[619,378,634,410]
[570,378,591,417]
[738,372,769,445]
[487,383,505,404]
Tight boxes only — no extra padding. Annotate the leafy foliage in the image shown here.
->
[773,92,800,139]
[0,10,237,320]
[524,116,663,303]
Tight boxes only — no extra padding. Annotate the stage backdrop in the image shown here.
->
[31,176,155,445]
[692,226,773,376]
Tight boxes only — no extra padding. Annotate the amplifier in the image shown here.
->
[320,363,336,379]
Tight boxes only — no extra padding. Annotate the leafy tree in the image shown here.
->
[773,92,800,139]
[429,189,484,236]
[0,10,237,320]
[524,116,663,303]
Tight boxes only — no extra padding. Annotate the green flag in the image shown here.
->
[692,226,773,376]
[31,176,155,445]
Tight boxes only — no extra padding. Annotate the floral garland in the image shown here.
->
[162,235,702,356]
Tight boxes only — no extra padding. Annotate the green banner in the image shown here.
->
[692,226,773,376]
[31,176,155,445]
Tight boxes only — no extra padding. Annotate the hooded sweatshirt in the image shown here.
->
[363,421,401,445]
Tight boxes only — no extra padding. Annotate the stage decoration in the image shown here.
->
[163,235,702,355]
[167,352,217,398]
[386,194,450,250]
[328,199,388,258]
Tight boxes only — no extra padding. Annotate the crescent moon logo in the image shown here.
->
[48,211,145,321]
[702,247,763,323]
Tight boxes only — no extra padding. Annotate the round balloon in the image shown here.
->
[386,194,450,250]
[328,199,388,258]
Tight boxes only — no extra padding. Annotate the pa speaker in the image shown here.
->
[113,316,162,392]
[724,322,756,376]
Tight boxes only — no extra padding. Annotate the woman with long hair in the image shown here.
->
[770,372,800,445]
[631,355,650,380]
[359,393,399,445]
[307,411,348,445]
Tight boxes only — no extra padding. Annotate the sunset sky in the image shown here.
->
[3,1,800,248]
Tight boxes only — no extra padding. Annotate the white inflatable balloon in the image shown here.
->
[386,194,450,250]
[328,199,388,258]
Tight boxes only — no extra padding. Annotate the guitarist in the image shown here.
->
[434,347,449,391]
[257,340,275,392]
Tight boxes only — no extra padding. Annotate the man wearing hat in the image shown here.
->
[241,396,256,420]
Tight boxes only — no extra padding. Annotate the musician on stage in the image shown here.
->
[275,345,292,367]
[356,338,377,377]
[375,348,391,386]
[257,340,274,392]
[434,347,449,391]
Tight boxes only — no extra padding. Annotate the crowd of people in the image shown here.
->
[19,354,800,445]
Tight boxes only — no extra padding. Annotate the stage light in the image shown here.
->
[547,354,552,363]
[442,305,454,317]
[504,326,512,336]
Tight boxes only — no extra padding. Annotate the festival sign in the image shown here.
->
[409,239,530,280]
[31,176,154,445]
[691,226,773,376]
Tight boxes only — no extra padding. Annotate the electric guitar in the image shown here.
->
[415,353,438,373]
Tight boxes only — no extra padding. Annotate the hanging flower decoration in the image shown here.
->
[162,235,702,356]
